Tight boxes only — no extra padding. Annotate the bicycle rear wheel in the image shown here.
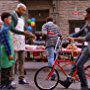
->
[34,66,59,90]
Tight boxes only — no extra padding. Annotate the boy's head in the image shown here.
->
[1,12,12,25]
[46,17,53,22]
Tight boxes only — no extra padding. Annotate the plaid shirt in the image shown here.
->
[42,22,62,48]
[0,24,11,56]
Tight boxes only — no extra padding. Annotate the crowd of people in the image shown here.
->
[0,2,90,90]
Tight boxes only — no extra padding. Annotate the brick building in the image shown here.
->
[0,0,18,14]
[0,0,90,35]
[20,0,90,35]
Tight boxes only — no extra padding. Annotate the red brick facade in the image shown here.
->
[0,0,90,35]
[0,0,19,15]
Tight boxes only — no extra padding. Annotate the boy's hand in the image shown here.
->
[9,55,13,60]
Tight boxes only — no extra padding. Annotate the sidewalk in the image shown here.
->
[24,61,73,71]
[24,61,48,70]
[24,60,90,70]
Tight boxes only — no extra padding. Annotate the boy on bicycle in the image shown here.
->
[42,17,62,80]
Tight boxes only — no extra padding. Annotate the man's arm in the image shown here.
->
[70,22,88,38]
[70,29,85,37]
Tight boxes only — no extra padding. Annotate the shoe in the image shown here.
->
[19,79,29,85]
[51,75,56,81]
[59,80,72,89]
[81,86,89,90]
[0,85,6,90]
[59,77,73,89]
[7,84,16,90]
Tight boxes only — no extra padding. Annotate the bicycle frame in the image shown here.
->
[47,59,79,81]
[47,36,90,82]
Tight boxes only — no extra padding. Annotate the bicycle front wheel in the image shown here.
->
[34,66,59,90]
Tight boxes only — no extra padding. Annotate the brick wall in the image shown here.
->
[59,1,90,35]
[0,0,19,15]
[25,0,90,35]
[2,0,89,36]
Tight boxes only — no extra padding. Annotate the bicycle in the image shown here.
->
[34,36,90,90]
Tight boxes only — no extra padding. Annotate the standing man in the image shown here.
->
[10,3,35,84]
[42,17,62,80]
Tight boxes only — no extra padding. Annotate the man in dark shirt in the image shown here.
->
[59,8,90,90]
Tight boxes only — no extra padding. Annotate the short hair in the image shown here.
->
[46,17,53,22]
[85,13,90,20]
[16,3,26,10]
[86,8,90,13]
[1,12,11,21]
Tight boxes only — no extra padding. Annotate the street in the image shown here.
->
[13,62,90,90]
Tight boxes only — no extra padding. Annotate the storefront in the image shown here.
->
[0,0,90,61]
[19,0,90,61]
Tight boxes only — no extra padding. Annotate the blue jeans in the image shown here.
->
[70,47,89,87]
[46,46,56,76]
[46,46,55,67]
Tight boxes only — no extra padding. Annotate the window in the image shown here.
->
[69,20,85,34]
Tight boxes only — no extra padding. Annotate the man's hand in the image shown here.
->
[25,31,37,42]
[24,31,30,36]
[32,34,37,42]
[9,55,13,60]
[67,37,74,42]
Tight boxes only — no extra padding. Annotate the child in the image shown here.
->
[0,12,15,89]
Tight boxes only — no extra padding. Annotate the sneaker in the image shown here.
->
[81,86,89,90]
[7,84,16,90]
[19,79,29,85]
[51,75,56,81]
[0,85,6,90]
[59,80,72,89]
[59,77,73,89]
[1,86,7,90]
[10,81,16,87]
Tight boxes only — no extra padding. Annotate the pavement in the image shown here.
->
[13,69,81,90]
[24,61,90,70]
[1,61,90,90]
[24,61,48,70]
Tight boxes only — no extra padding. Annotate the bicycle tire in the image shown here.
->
[34,66,59,90]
